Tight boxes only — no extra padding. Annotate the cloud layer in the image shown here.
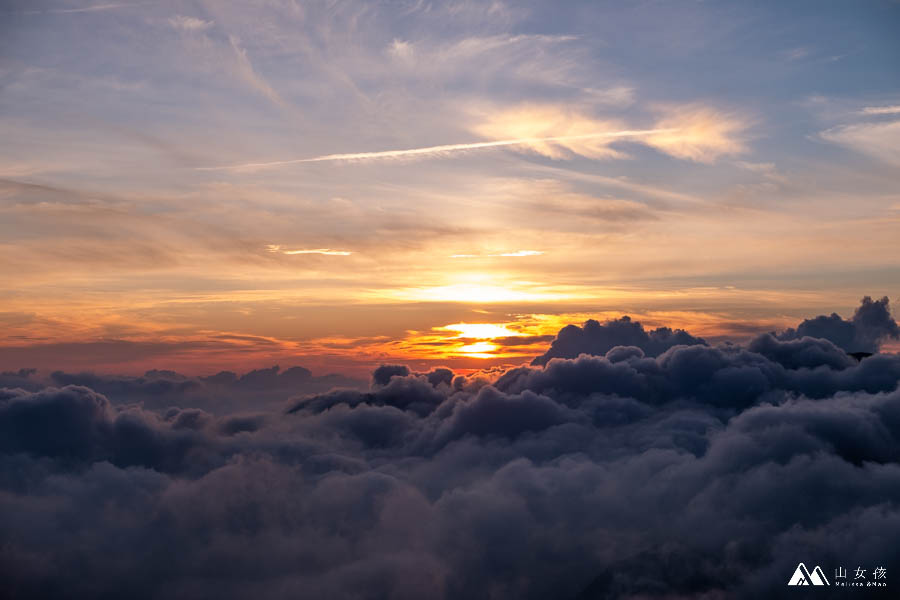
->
[2,297,900,598]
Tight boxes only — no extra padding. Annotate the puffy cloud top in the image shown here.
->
[779,295,899,353]
[532,315,706,365]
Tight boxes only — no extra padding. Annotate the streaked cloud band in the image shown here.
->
[197,128,677,172]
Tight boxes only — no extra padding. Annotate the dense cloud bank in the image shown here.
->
[532,316,706,365]
[779,295,900,353]
[2,298,900,599]
[0,365,364,413]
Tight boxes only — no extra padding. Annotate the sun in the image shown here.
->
[456,341,500,357]
[434,322,523,358]
[439,323,520,339]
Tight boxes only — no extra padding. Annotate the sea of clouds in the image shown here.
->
[2,297,899,599]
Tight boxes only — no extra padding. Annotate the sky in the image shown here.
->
[2,0,900,376]
[5,4,900,598]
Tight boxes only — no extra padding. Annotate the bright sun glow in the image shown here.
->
[456,341,499,356]
[383,283,575,304]
[440,323,521,339]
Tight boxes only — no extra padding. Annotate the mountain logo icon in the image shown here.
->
[788,563,830,586]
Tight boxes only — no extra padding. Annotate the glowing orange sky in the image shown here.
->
[1,282,887,377]
[2,1,899,375]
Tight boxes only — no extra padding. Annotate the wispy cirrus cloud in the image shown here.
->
[227,35,286,109]
[164,12,287,111]
[15,2,143,15]
[451,250,543,258]
[196,127,675,172]
[385,33,586,89]
[470,105,633,160]
[644,105,750,163]
[195,102,749,173]
[169,15,213,31]
[821,120,900,167]
[472,103,749,164]
[266,245,352,256]
[861,105,900,115]
[783,46,811,61]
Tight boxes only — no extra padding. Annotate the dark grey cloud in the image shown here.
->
[44,365,364,413]
[1,297,900,599]
[372,364,411,386]
[0,367,40,391]
[746,332,854,370]
[0,385,218,475]
[779,295,900,353]
[532,316,706,366]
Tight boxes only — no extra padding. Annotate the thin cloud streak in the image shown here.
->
[451,250,544,258]
[283,249,352,256]
[267,245,352,256]
[197,128,678,172]
[861,105,900,115]
[17,3,143,14]
[228,35,287,109]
